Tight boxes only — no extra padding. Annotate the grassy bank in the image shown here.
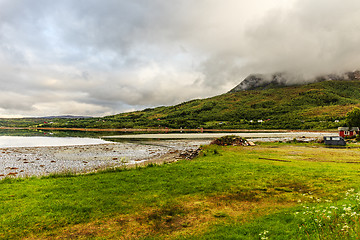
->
[2,143,360,239]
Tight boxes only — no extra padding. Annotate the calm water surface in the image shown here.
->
[0,136,111,148]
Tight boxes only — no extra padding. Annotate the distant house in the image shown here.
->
[338,127,359,138]
[324,136,346,146]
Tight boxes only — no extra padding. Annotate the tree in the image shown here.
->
[345,107,360,127]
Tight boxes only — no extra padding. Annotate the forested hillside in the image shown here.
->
[1,80,360,130]
[24,79,360,130]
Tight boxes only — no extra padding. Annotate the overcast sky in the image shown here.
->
[1,0,360,117]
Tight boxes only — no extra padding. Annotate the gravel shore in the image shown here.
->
[0,131,337,179]
[0,140,211,179]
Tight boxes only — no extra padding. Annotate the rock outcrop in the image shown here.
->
[228,73,287,92]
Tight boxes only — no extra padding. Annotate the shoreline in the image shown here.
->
[0,130,339,180]
[0,126,338,133]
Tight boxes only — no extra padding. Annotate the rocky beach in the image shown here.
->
[0,139,211,179]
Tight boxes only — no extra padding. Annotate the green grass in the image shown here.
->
[184,189,360,240]
[2,143,360,239]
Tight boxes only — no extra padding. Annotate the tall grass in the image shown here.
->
[295,189,360,239]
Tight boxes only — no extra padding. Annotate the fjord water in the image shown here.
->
[0,136,110,148]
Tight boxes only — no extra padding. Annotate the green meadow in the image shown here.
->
[2,142,360,239]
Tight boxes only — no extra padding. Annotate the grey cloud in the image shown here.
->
[0,91,35,111]
[187,0,360,87]
[0,0,359,117]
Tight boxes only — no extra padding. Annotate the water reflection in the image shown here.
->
[0,136,110,148]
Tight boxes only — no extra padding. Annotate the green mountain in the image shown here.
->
[37,78,360,130]
[4,77,359,130]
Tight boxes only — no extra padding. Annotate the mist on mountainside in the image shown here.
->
[229,70,360,92]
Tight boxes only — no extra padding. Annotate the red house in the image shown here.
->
[338,127,359,137]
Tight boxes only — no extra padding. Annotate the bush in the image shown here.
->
[356,134,360,142]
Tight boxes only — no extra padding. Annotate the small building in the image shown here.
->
[324,136,346,146]
[338,127,359,138]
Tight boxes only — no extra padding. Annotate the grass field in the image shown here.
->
[2,142,360,239]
